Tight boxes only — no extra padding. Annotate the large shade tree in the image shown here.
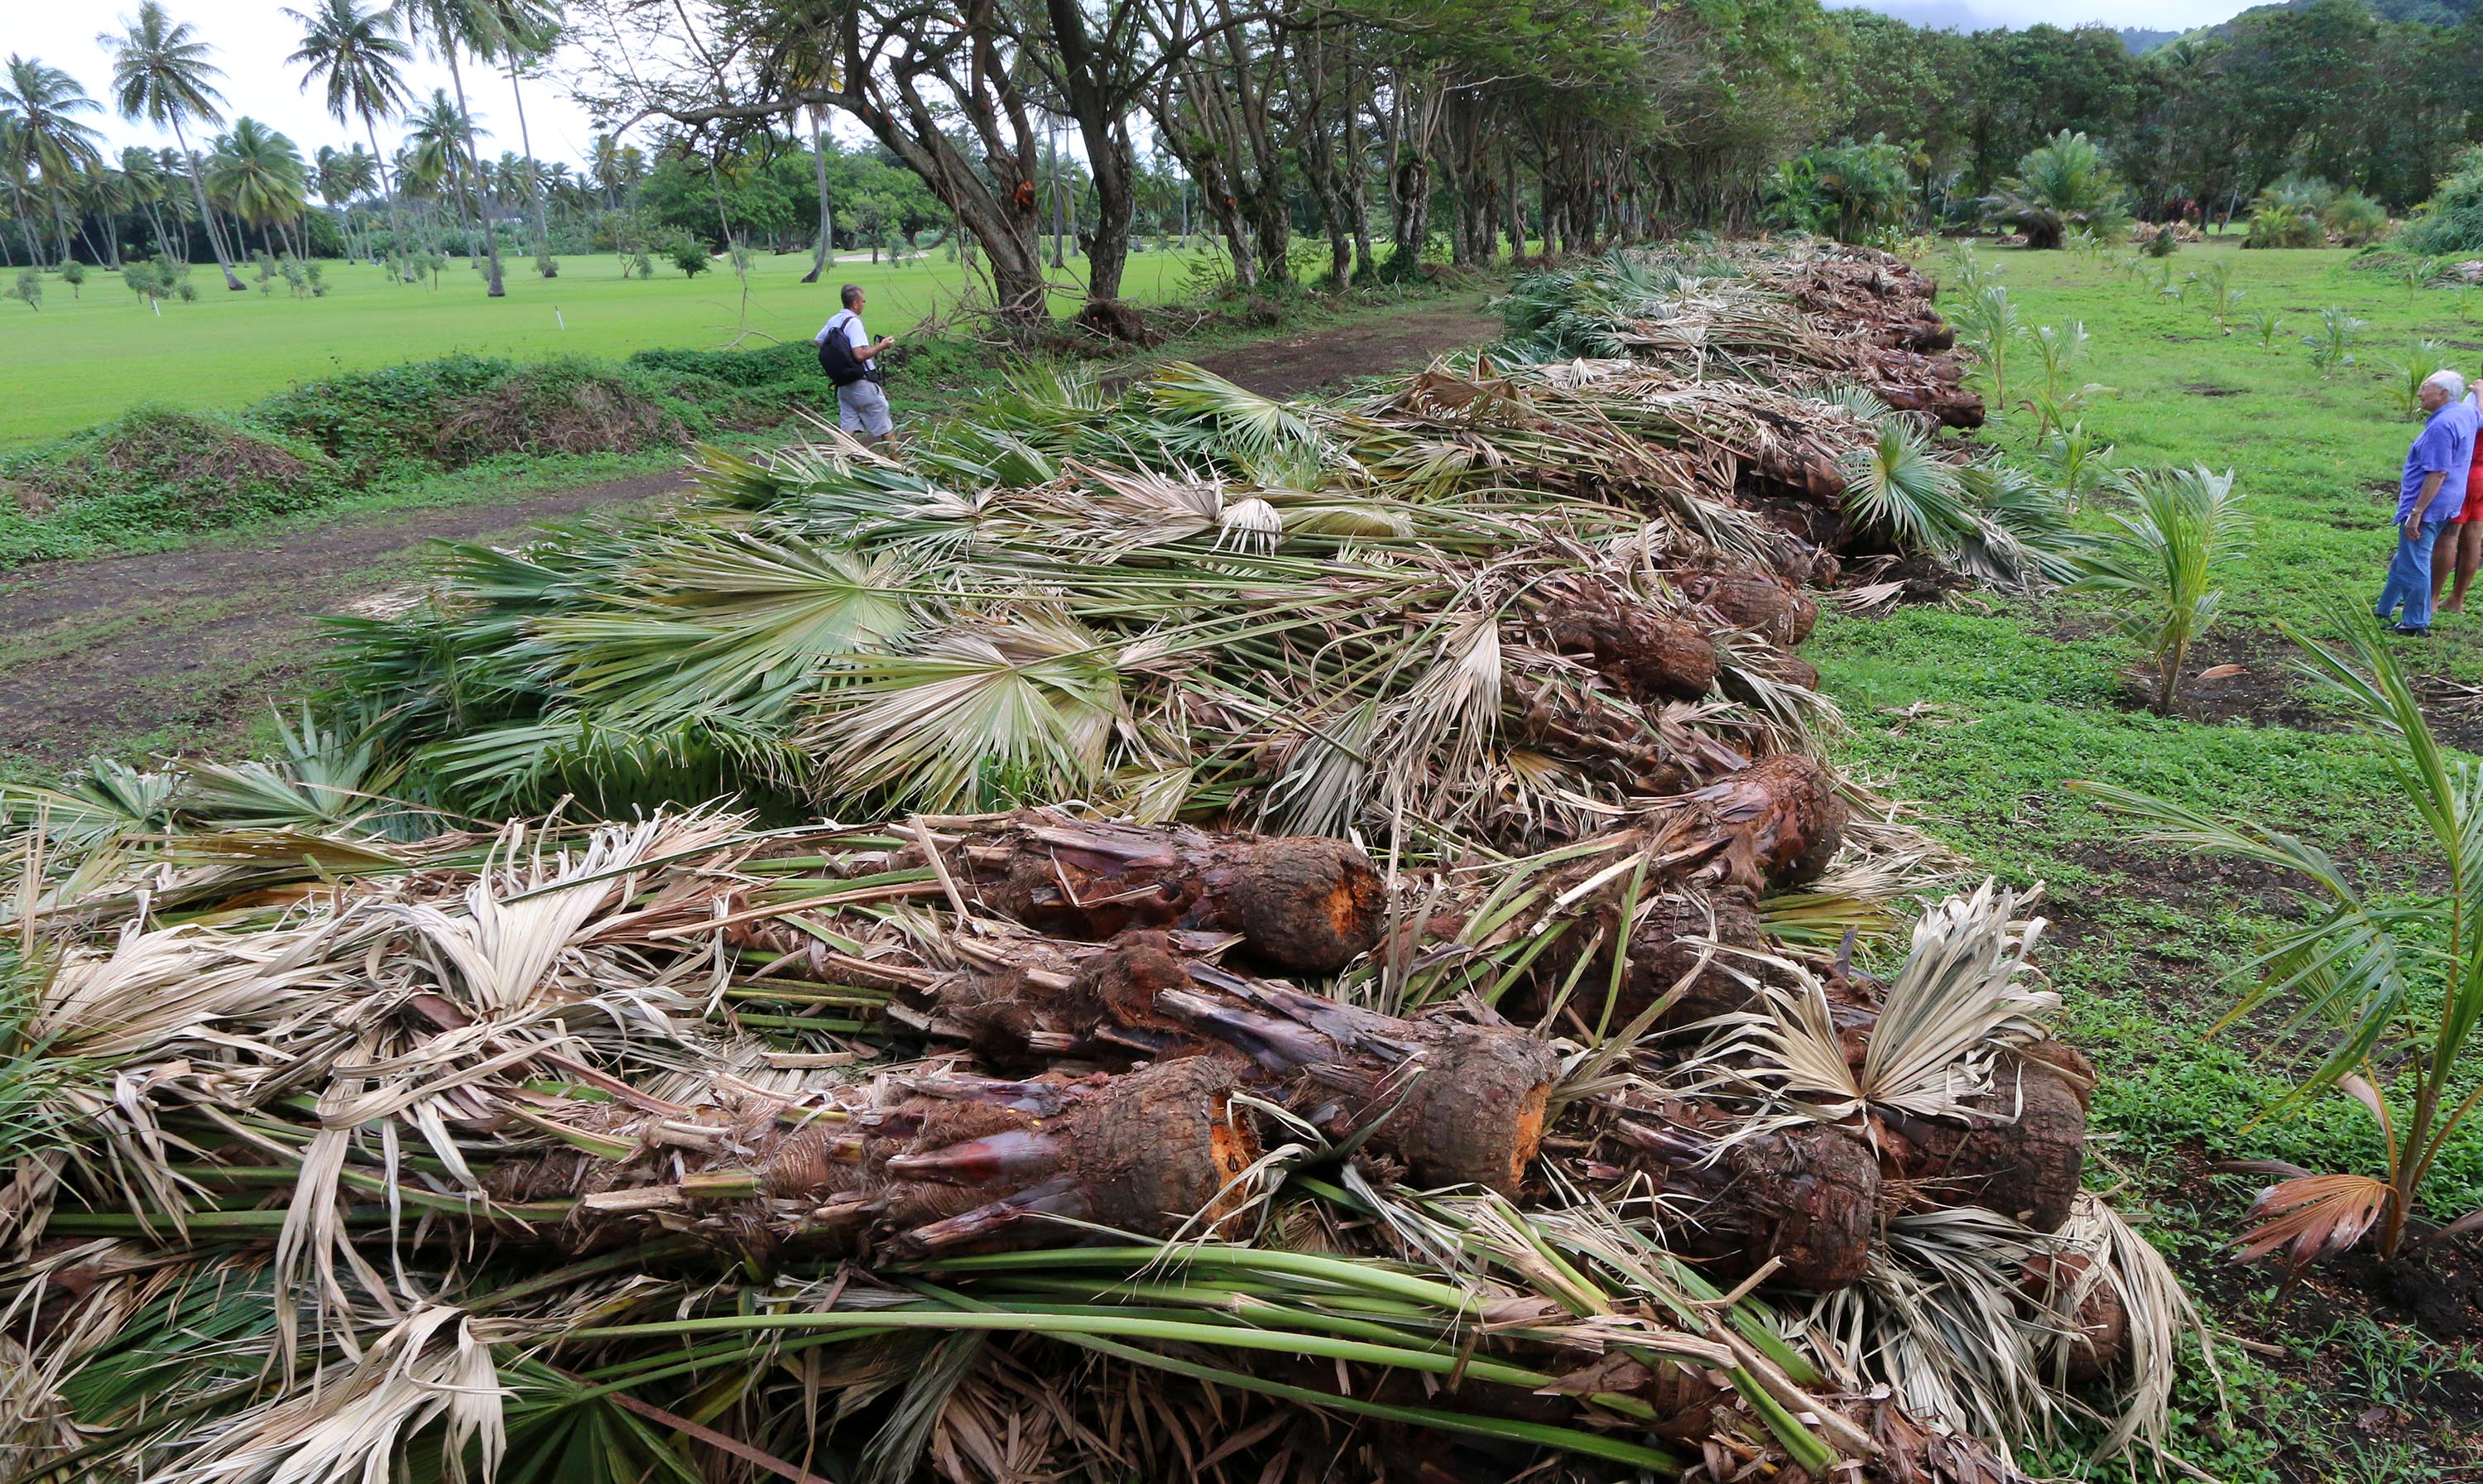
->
[98,3,245,289]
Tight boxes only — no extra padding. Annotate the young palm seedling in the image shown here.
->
[2246,306,2288,350]
[2305,306,2368,378]
[2077,612,2483,1271]
[2023,321,2111,439]
[2044,422,2116,515]
[2382,338,2453,419]
[2197,261,2243,334]
[2066,464,2251,714]
[1956,284,2022,413]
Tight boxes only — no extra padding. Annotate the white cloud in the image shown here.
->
[12,1,609,167]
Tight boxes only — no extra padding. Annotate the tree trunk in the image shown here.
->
[444,46,506,296]
[173,122,244,291]
[506,58,553,271]
[363,113,415,282]
[802,116,833,284]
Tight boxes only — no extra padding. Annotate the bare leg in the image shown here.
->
[2435,524,2459,612]
[2452,522,2483,612]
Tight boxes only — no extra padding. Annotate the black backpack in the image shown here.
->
[816,313,872,387]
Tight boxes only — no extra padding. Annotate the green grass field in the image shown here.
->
[0,247,1219,450]
[1814,237,2483,1478]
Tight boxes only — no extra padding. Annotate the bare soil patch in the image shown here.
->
[1183,300,1501,397]
[0,469,686,764]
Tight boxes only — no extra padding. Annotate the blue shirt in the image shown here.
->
[2399,401,2481,521]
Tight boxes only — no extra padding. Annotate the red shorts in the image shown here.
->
[2461,467,2483,523]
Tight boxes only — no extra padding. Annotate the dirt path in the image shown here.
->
[0,300,1502,767]
[1185,300,1500,397]
[0,470,689,766]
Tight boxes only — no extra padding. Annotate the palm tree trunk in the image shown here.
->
[363,113,416,282]
[172,122,245,291]
[802,116,833,286]
[444,46,506,297]
[505,59,552,271]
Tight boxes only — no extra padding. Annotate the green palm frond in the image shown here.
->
[532,535,916,724]
[800,611,1131,813]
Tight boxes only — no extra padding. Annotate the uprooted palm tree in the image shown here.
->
[1984,131,2132,251]
[0,762,2192,1481]
[2067,464,2250,713]
[2076,611,2483,1270]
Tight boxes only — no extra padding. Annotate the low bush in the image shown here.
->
[2399,145,2483,257]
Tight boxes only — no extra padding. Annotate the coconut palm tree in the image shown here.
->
[401,87,478,258]
[398,0,506,295]
[285,0,417,281]
[474,0,560,273]
[118,145,173,257]
[0,55,107,267]
[0,116,42,267]
[204,117,309,259]
[96,5,244,289]
[313,142,377,258]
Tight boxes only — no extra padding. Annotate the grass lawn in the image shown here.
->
[1828,236,2483,1477]
[0,247,1222,450]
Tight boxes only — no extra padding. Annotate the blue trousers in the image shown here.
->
[2378,520,2446,629]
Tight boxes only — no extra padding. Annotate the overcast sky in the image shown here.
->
[1823,0,2248,31]
[12,1,609,166]
[18,0,2260,168]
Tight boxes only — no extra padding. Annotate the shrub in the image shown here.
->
[60,262,84,297]
[2323,190,2387,246]
[669,238,712,277]
[2399,144,2483,257]
[1982,130,2130,249]
[2244,204,2322,249]
[1760,135,1914,245]
[7,267,40,311]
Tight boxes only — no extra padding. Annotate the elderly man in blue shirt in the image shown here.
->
[2377,368,2483,636]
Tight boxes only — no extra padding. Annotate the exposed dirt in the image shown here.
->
[1183,301,1501,397]
[2046,613,2483,754]
[0,469,689,765]
[0,304,1508,766]
[2038,846,2483,1477]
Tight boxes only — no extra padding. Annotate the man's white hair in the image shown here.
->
[2425,368,2469,398]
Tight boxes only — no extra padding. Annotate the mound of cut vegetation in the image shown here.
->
[0,405,341,562]
[430,358,682,463]
[0,240,2206,1484]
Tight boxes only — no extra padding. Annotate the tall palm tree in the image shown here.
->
[205,118,310,259]
[403,88,475,253]
[398,0,505,295]
[0,55,108,267]
[119,145,172,258]
[286,0,416,281]
[588,131,620,209]
[74,161,128,267]
[0,113,41,267]
[97,6,244,289]
[476,0,560,272]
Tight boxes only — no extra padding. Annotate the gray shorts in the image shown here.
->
[837,379,893,437]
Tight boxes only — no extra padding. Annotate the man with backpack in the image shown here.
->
[815,284,899,445]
